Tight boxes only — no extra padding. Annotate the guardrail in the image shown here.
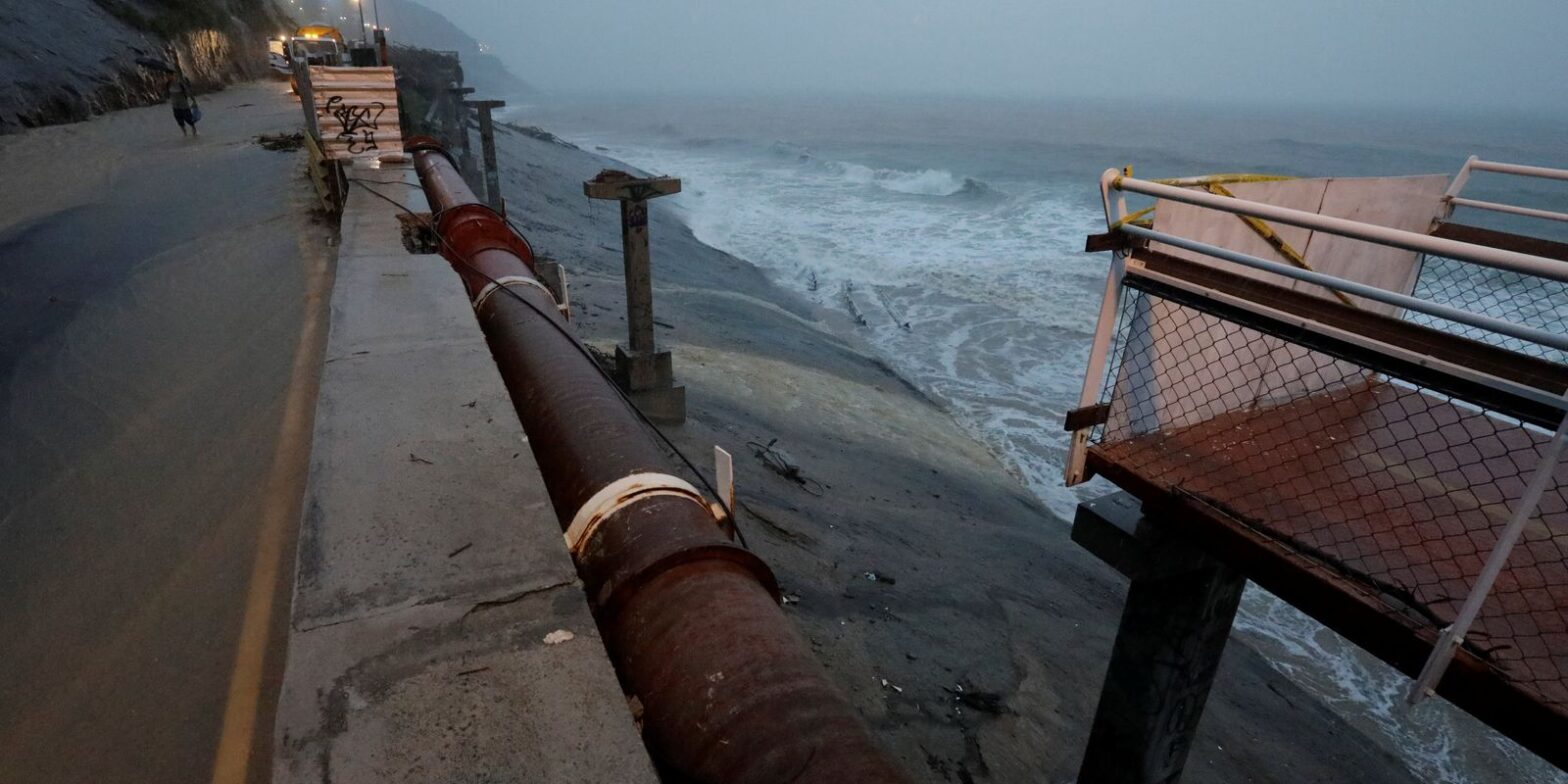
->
[1108,172,1568,282]
[1441,156,1568,224]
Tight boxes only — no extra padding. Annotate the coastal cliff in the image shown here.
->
[0,0,288,133]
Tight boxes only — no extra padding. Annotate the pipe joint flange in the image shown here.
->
[565,473,712,557]
[471,275,559,311]
[405,136,456,167]
[564,473,782,612]
[435,203,536,265]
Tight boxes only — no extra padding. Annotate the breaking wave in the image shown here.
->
[763,142,996,198]
[831,162,975,196]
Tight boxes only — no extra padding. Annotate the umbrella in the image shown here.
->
[135,56,176,74]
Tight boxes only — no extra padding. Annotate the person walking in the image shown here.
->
[168,75,199,136]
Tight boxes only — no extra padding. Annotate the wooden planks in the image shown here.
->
[308,66,403,161]
[1092,380,1568,740]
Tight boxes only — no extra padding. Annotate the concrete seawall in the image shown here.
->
[271,160,656,783]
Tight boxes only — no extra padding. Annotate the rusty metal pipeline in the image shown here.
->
[405,137,910,784]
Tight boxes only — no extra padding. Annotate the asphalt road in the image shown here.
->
[0,82,330,784]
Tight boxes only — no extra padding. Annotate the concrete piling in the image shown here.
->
[584,170,686,423]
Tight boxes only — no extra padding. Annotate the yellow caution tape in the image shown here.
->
[1151,173,1297,187]
[1115,170,1356,308]
[1109,205,1155,230]
[1203,182,1357,308]
[1112,172,1295,231]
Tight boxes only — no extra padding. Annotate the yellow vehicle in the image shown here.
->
[294,25,346,45]
[268,24,348,79]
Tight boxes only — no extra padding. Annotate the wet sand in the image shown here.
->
[0,82,330,783]
[485,123,1431,783]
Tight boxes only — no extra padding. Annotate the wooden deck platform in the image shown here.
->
[1089,379,1568,768]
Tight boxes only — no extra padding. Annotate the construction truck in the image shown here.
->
[268,24,348,78]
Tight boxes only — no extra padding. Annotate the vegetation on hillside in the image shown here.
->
[90,0,286,39]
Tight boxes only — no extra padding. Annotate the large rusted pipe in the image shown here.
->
[405,138,909,784]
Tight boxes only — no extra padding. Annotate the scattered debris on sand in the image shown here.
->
[256,131,305,151]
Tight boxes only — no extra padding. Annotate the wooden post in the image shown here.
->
[291,57,321,143]
[584,171,685,423]
[466,99,506,214]
[1072,492,1245,784]
[446,84,476,184]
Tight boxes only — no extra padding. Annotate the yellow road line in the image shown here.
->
[208,250,331,784]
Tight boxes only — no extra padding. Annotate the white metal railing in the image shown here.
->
[1116,223,1568,357]
[1066,167,1568,486]
[1114,174,1568,283]
[1069,163,1568,714]
[1408,400,1568,704]
[1441,155,1568,224]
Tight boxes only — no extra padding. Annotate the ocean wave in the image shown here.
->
[761,142,996,198]
[768,140,812,161]
[832,160,995,198]
[955,177,999,199]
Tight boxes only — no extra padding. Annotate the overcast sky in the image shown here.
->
[412,0,1567,114]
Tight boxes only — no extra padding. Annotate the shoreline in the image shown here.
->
[490,112,1568,784]
[482,121,1446,783]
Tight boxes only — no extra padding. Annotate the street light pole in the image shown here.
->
[354,0,366,43]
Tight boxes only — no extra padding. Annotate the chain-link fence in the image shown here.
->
[1409,254,1568,364]
[1089,287,1568,714]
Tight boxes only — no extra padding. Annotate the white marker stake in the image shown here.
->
[715,446,735,516]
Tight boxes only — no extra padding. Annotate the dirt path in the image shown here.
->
[0,81,331,784]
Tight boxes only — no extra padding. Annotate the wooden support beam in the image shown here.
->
[1073,492,1245,784]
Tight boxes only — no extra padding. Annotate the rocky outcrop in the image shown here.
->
[0,0,289,133]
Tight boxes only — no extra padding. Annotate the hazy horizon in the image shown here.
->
[399,0,1567,117]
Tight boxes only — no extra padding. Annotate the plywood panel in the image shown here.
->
[1297,174,1449,311]
[1136,175,1446,427]
[309,66,404,161]
[1145,179,1328,424]
[1152,178,1329,286]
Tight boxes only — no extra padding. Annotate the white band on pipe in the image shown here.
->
[473,275,558,310]
[563,472,712,556]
